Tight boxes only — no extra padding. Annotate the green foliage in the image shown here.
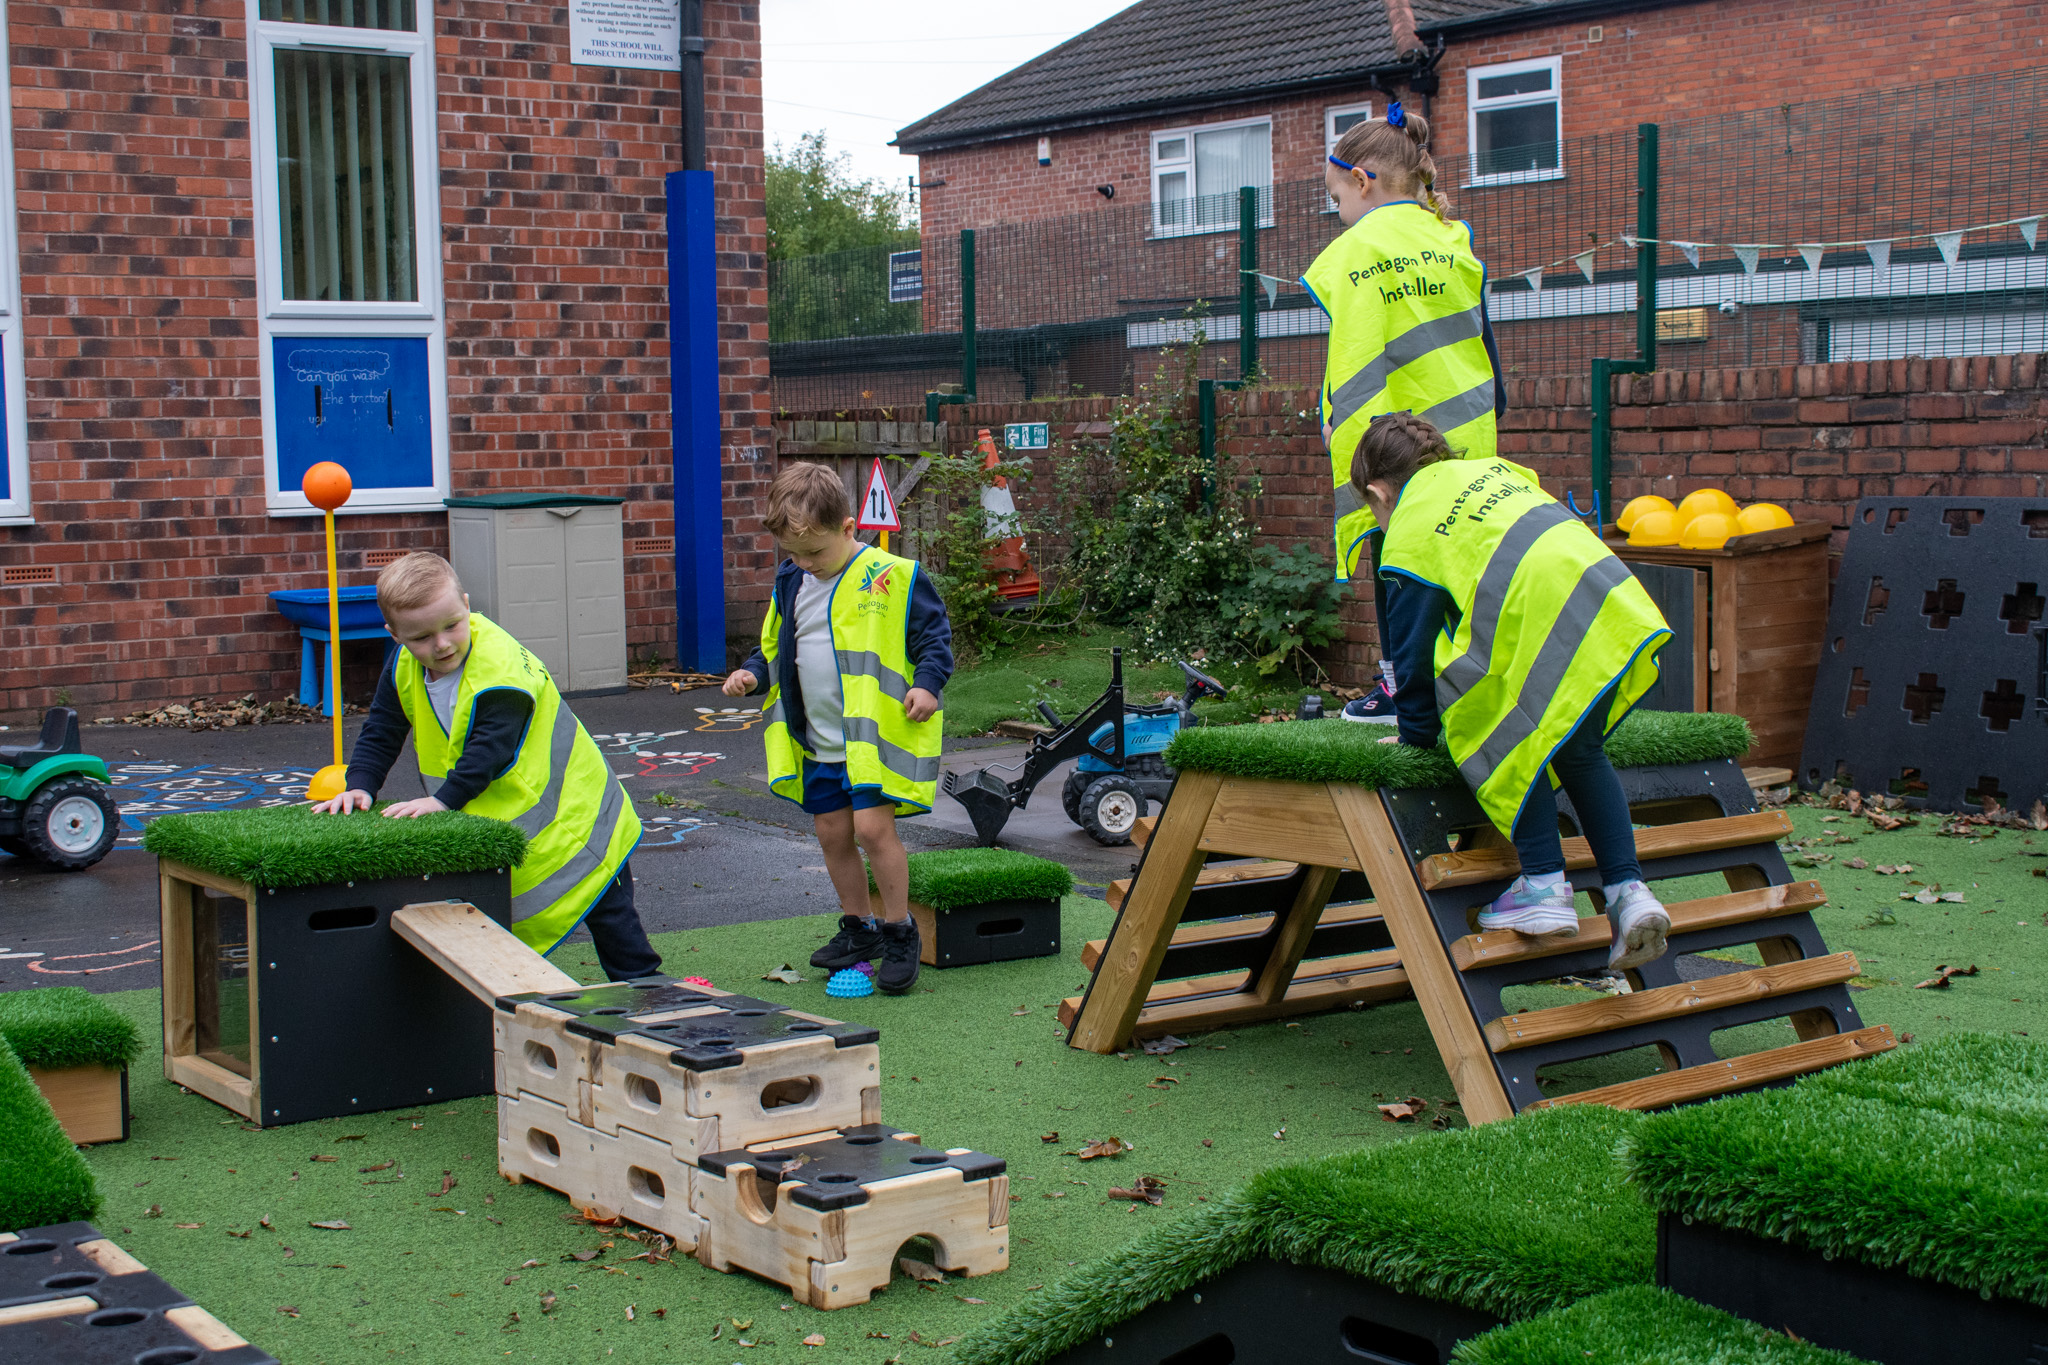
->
[1454,1286,1879,1365]
[1162,710,1755,789]
[886,848,1075,910]
[1627,1033,2048,1306]
[913,449,1016,660]
[0,987,141,1071]
[0,1033,100,1228]
[141,804,528,889]
[766,132,920,344]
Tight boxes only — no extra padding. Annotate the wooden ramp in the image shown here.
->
[1065,760,1892,1121]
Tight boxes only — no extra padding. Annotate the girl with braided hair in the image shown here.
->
[1301,101,1504,723]
[1352,412,1676,970]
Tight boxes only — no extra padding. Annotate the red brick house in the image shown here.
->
[0,0,771,722]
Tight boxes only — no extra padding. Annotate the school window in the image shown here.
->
[1322,102,1374,212]
[1151,117,1273,237]
[1467,56,1564,185]
[249,0,449,515]
[0,12,29,527]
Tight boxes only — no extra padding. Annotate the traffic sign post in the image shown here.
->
[858,458,901,551]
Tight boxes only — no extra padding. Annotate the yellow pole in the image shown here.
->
[325,507,343,762]
[879,529,890,553]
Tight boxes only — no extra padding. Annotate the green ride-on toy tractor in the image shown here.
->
[0,707,121,869]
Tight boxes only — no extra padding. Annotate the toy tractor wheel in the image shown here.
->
[1060,768,1091,825]
[21,776,119,870]
[1078,776,1145,846]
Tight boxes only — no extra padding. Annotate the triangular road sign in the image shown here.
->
[857,458,901,531]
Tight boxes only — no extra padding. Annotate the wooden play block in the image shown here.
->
[691,1124,1008,1309]
[876,893,1062,968]
[496,1089,707,1249]
[25,1063,127,1145]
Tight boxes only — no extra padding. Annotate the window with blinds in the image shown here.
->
[260,0,415,29]
[274,49,417,302]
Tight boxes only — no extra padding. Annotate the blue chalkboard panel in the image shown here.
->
[272,336,432,491]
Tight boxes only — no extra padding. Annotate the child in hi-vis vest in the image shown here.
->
[723,463,952,994]
[313,552,660,980]
[1352,413,1676,971]
[1304,101,1504,725]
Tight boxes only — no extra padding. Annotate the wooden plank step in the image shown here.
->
[1449,880,1827,971]
[392,901,581,1003]
[1419,810,1794,890]
[1743,766,1793,790]
[1082,900,1385,971]
[1483,951,1860,1053]
[1107,859,1299,911]
[1058,948,1409,1040]
[1526,1024,1897,1112]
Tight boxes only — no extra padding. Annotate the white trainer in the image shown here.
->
[1605,880,1671,970]
[1476,875,1580,938]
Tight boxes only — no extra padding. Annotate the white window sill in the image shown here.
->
[0,513,32,527]
[1463,167,1567,189]
[267,498,449,518]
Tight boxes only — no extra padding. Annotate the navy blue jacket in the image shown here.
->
[740,551,953,756]
[1378,572,1458,750]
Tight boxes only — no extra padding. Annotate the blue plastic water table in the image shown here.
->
[267,586,397,716]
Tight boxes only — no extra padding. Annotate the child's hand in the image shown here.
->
[903,687,940,723]
[723,669,758,697]
[1322,420,1334,450]
[380,796,449,819]
[312,789,373,814]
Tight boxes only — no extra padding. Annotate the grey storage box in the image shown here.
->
[445,494,627,695]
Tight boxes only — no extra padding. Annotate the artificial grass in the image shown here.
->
[0,985,142,1070]
[1452,1286,1877,1365]
[0,1033,100,1232]
[1627,1032,2048,1307]
[140,803,528,889]
[895,847,1076,909]
[954,1105,1653,1365]
[1163,710,1754,786]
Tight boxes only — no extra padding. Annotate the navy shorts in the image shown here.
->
[799,758,894,816]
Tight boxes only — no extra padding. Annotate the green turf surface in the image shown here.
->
[1452,1286,1877,1365]
[1628,1033,2048,1306]
[0,1033,101,1232]
[1162,711,1754,786]
[955,1105,1652,1365]
[140,804,529,888]
[0,984,141,1070]
[889,848,1076,909]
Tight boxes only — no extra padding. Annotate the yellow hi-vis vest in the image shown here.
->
[396,613,640,953]
[760,546,943,815]
[1379,459,1671,835]
[1301,202,1498,580]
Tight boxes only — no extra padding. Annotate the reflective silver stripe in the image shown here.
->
[764,698,786,728]
[512,769,629,923]
[512,702,580,838]
[1455,555,1642,792]
[1333,481,1367,519]
[842,714,942,786]
[1435,502,1578,706]
[1420,376,1498,437]
[835,649,912,705]
[1326,305,1487,432]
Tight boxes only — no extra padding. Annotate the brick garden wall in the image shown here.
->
[0,0,771,723]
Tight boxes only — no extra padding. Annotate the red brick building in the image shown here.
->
[0,0,771,722]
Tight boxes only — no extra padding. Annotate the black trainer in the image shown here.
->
[877,916,922,995]
[810,915,883,970]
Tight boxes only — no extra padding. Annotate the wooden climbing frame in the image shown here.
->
[1063,759,1893,1122]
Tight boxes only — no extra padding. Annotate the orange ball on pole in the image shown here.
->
[301,461,353,511]
[300,460,353,802]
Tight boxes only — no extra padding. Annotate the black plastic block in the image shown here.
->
[922,897,1061,967]
[497,978,878,1067]
[697,1123,1004,1212]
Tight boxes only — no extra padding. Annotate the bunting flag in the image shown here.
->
[1933,231,1964,267]
[1732,245,1761,275]
[1574,250,1598,284]
[1522,267,1543,293]
[1798,244,1824,273]
[1620,235,1639,249]
[1261,275,1278,308]
[1866,240,1892,276]
[2022,217,2042,251]
[1675,241,1702,269]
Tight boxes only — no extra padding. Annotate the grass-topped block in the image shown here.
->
[140,804,527,889]
[0,1034,99,1231]
[1453,1286,1877,1365]
[0,988,142,1145]
[1163,710,1754,788]
[1629,1033,2048,1364]
[955,1105,1654,1365]
[870,848,1074,968]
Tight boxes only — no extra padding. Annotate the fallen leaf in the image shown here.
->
[1272,1127,1287,1140]
[1144,1076,1179,1090]
[803,1332,826,1346]
[1038,1132,1060,1143]
[144,1204,163,1219]
[1915,964,1979,990]
[1378,1097,1430,1122]
[1200,1138,1213,1148]
[521,1259,541,1269]
[439,1172,458,1196]
[335,1134,366,1141]
[1073,1136,1132,1160]
[1845,857,1868,869]
[308,1220,351,1231]
[1868,812,1913,831]
[540,1291,558,1314]
[260,1216,273,1230]
[225,1229,251,1239]
[277,1305,300,1319]
[625,1305,636,1321]
[1107,1175,1166,1205]
[1873,864,1913,875]
[174,1222,204,1229]
[955,1295,988,1304]
[570,1249,602,1262]
[898,1257,947,1283]
[358,1161,395,1174]
[762,964,805,985]
[1140,1035,1189,1055]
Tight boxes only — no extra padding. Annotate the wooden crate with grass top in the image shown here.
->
[0,987,141,1145]
[1064,712,1892,1122]
[0,1223,275,1363]
[867,848,1072,967]
[140,805,525,1126]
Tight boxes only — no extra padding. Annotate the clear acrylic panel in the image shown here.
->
[192,890,254,1079]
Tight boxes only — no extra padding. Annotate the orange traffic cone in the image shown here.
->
[976,428,1040,601]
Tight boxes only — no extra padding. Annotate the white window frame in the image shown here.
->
[0,23,32,527]
[1322,101,1375,212]
[1149,114,1274,239]
[1465,54,1564,187]
[248,2,449,516]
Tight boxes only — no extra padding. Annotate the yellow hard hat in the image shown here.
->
[1736,502,1793,534]
[1680,512,1738,549]
[1617,495,1676,534]
[1676,488,1739,526]
[1628,509,1681,546]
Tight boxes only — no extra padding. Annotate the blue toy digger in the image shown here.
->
[0,707,120,869]
[943,648,1227,846]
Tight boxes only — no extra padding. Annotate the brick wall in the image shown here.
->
[0,0,770,723]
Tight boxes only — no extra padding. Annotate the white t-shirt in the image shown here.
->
[425,663,465,734]
[793,567,847,762]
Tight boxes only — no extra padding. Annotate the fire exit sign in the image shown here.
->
[1003,422,1049,450]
